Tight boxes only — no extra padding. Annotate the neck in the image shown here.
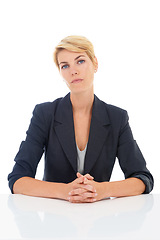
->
[70,89,94,114]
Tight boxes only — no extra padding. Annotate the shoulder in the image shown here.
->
[34,93,71,113]
[32,97,63,123]
[106,103,129,127]
[35,97,63,112]
[96,96,127,116]
[95,96,129,126]
[106,103,128,118]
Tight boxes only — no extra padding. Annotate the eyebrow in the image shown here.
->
[59,55,86,66]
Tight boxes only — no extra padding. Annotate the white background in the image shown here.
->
[0,0,159,194]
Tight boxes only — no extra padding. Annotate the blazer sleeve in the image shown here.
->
[8,103,50,193]
[116,111,154,194]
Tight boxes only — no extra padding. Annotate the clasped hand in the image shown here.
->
[67,172,106,203]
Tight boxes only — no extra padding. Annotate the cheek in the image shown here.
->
[61,71,69,82]
[60,72,71,88]
[83,64,93,75]
[86,66,95,78]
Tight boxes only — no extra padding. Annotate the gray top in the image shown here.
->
[77,144,87,174]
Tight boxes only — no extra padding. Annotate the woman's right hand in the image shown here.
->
[13,173,96,202]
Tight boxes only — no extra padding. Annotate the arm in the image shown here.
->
[13,174,96,201]
[117,111,154,194]
[13,177,68,200]
[102,178,145,198]
[8,104,48,193]
[68,174,145,203]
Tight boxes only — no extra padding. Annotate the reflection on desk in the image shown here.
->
[0,194,159,239]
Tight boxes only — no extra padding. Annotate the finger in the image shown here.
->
[82,177,92,185]
[68,194,83,203]
[83,183,96,193]
[82,191,97,199]
[83,198,97,203]
[73,183,96,193]
[68,195,97,203]
[77,172,83,178]
[70,177,86,191]
[69,188,87,196]
[83,177,88,184]
[77,172,94,181]
[84,173,94,180]
[74,176,84,184]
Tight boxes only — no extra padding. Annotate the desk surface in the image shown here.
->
[0,194,159,240]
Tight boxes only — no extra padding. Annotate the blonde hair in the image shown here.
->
[53,35,97,69]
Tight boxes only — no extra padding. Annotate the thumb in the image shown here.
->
[77,172,83,178]
[84,173,94,180]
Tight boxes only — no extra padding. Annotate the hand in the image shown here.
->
[67,172,97,203]
[68,173,108,203]
[82,179,108,202]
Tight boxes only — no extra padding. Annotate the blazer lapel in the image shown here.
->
[54,93,111,175]
[84,95,111,174]
[54,93,77,173]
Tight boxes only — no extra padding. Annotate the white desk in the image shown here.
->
[0,194,159,240]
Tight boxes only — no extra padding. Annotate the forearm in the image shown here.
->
[13,177,68,200]
[104,177,146,198]
[68,175,146,203]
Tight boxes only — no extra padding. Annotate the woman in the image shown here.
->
[8,36,154,203]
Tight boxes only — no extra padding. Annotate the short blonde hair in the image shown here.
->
[53,35,96,69]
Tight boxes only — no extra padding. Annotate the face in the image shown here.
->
[57,49,97,94]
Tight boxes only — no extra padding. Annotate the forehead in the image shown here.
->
[57,49,88,63]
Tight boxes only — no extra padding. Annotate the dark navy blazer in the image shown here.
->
[8,93,154,193]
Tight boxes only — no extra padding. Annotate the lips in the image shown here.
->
[71,79,83,84]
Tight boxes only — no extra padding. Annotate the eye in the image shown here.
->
[77,60,85,65]
[61,64,69,69]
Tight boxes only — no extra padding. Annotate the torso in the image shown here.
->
[73,111,92,151]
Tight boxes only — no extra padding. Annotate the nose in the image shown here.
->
[70,66,79,76]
